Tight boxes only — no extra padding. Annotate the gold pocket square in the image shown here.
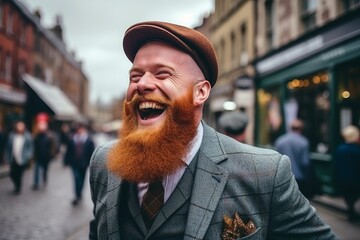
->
[222,211,256,240]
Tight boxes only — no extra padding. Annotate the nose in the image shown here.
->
[136,72,156,94]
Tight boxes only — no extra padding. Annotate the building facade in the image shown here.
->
[0,0,89,133]
[254,0,360,194]
[208,0,256,144]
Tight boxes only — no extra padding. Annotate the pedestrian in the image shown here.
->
[89,21,337,239]
[218,110,248,143]
[5,120,33,194]
[274,119,315,198]
[32,120,57,190]
[334,125,360,221]
[0,124,5,165]
[65,122,94,205]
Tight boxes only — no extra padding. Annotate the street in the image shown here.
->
[1,152,360,239]
[0,157,92,240]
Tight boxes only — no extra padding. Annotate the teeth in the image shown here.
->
[139,102,164,110]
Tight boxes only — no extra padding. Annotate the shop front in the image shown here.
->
[255,10,360,194]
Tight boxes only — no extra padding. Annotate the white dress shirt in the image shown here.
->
[13,134,25,165]
[138,123,204,205]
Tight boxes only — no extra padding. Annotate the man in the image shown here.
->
[65,123,95,205]
[89,21,337,239]
[334,125,360,221]
[274,119,315,199]
[32,120,57,190]
[5,120,33,194]
[218,110,248,143]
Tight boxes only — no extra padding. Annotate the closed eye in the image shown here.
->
[155,71,171,80]
[130,73,143,83]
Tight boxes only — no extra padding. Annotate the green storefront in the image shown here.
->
[254,10,360,195]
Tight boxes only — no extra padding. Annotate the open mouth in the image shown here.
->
[138,102,166,120]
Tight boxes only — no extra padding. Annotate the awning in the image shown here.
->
[23,74,80,121]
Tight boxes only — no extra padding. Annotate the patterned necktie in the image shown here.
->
[141,181,164,229]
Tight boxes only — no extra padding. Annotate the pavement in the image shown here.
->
[1,138,360,239]
[0,158,92,240]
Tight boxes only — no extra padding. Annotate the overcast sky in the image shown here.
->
[20,0,214,104]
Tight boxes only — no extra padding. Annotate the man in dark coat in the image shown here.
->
[65,123,95,205]
[32,120,57,190]
[334,125,360,221]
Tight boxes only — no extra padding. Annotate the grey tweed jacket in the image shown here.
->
[89,122,337,240]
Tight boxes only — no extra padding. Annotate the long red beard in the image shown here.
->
[107,90,198,183]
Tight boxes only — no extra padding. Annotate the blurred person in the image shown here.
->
[32,120,57,190]
[0,125,5,165]
[334,125,360,221]
[218,110,248,143]
[89,21,336,239]
[5,120,33,194]
[65,123,95,205]
[274,119,315,198]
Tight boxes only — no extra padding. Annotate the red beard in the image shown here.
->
[107,90,198,183]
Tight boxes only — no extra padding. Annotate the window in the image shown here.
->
[257,87,282,147]
[20,23,26,45]
[18,61,26,87]
[301,0,318,32]
[230,32,236,67]
[6,10,13,34]
[342,0,360,11]
[286,71,331,153]
[337,58,360,131]
[0,4,3,27]
[5,53,12,82]
[265,0,274,50]
[240,23,248,66]
[0,48,2,78]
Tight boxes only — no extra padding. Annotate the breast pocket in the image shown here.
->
[237,227,261,240]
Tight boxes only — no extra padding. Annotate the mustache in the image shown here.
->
[125,93,172,116]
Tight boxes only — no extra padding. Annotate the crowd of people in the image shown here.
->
[0,116,95,206]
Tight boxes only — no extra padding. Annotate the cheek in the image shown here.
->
[126,84,137,101]
[161,81,192,100]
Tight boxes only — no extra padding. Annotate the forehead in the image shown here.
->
[133,41,192,64]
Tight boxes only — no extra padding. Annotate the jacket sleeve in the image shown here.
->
[89,145,109,240]
[268,155,338,239]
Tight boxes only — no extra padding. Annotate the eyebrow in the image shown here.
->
[129,63,176,74]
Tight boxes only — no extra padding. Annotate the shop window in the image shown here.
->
[337,58,360,129]
[285,71,331,154]
[257,87,282,147]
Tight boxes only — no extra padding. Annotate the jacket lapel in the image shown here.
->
[148,154,197,236]
[185,123,229,240]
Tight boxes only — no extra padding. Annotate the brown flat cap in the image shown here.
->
[123,21,218,86]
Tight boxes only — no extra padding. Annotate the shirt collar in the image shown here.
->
[183,122,203,166]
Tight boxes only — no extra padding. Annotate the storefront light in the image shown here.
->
[313,75,321,84]
[304,79,310,87]
[287,82,294,89]
[341,90,350,99]
[321,74,329,82]
[223,101,237,111]
[292,79,300,87]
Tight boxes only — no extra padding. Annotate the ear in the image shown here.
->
[193,81,211,106]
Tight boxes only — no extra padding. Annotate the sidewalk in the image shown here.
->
[0,163,9,179]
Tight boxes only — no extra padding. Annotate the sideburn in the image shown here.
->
[107,90,198,183]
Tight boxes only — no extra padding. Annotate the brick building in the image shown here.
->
[0,0,89,132]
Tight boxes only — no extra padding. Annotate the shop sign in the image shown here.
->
[256,14,360,76]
